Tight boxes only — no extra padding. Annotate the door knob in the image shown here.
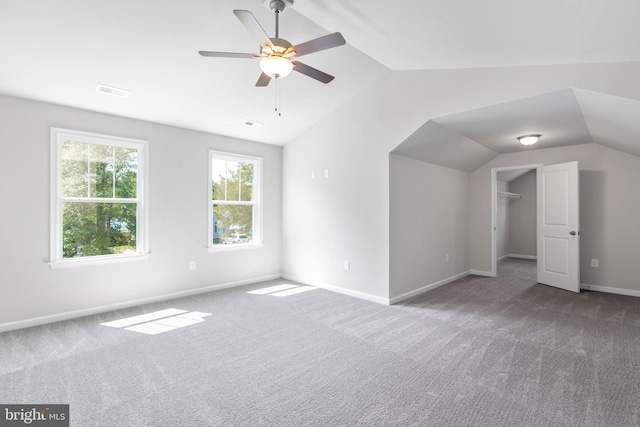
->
[570,231,579,236]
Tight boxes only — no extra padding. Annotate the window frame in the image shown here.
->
[49,127,149,268]
[208,150,263,252]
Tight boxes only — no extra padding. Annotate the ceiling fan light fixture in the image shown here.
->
[260,56,293,78]
[517,134,541,146]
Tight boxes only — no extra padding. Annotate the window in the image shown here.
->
[50,128,148,267]
[209,151,262,249]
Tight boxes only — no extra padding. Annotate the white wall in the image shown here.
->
[283,61,640,302]
[280,97,393,301]
[508,171,536,258]
[0,94,282,327]
[389,155,469,300]
[470,143,640,293]
[5,61,640,327]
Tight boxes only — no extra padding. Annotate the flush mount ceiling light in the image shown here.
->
[517,134,541,146]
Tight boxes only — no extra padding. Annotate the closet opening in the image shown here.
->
[490,165,541,277]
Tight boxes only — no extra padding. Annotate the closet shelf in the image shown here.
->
[497,191,523,200]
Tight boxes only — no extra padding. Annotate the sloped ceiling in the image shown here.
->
[497,169,533,183]
[392,88,640,172]
[1,1,640,146]
[293,0,640,70]
[0,0,388,145]
[575,89,640,157]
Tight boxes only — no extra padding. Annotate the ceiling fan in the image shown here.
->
[199,0,346,87]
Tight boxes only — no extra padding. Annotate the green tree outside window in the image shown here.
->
[60,140,139,257]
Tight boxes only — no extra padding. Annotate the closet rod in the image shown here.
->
[497,191,523,200]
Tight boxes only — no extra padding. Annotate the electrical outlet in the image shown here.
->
[344,260,350,270]
[591,259,598,268]
[189,261,196,270]
[324,168,330,178]
[311,171,316,179]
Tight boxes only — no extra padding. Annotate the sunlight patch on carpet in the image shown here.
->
[101,309,212,335]
[247,283,317,297]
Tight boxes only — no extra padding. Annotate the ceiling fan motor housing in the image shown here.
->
[270,38,292,51]
[268,0,291,13]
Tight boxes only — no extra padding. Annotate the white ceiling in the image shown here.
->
[392,88,640,172]
[293,0,640,70]
[497,169,534,184]
[0,0,387,145]
[434,89,593,154]
[1,0,640,147]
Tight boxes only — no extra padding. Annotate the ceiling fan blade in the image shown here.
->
[233,10,274,49]
[292,61,335,84]
[256,72,272,87]
[291,33,346,57]
[199,51,258,59]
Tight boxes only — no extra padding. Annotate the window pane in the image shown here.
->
[61,142,138,200]
[226,160,240,201]
[239,162,254,202]
[212,159,227,201]
[61,140,89,197]
[211,160,254,202]
[63,202,137,258]
[115,147,138,198]
[89,144,114,198]
[212,204,253,245]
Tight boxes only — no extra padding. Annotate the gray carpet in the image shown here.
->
[1,258,640,426]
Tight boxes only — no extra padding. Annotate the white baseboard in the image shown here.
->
[0,274,282,333]
[497,255,510,262]
[389,271,470,304]
[580,283,640,298]
[509,254,537,260]
[281,274,390,305]
[469,270,493,277]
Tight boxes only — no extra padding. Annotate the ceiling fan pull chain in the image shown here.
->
[275,77,282,117]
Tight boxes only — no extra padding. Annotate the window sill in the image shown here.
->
[208,243,263,253]
[49,253,150,269]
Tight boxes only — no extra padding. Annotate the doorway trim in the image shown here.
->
[490,164,542,277]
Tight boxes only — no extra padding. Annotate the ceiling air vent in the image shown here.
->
[244,120,263,128]
[96,84,129,98]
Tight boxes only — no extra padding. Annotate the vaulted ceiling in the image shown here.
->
[1,0,640,148]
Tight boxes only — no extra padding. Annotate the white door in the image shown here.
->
[536,161,580,292]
